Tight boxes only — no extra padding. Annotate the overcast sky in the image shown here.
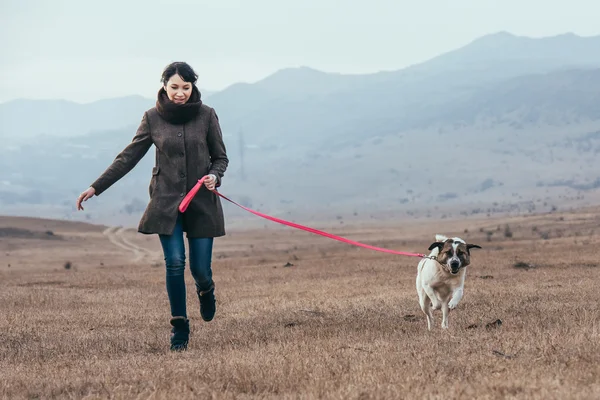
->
[1,0,599,103]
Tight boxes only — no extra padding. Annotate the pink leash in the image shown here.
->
[179,176,427,258]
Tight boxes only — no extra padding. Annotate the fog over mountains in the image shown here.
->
[1,32,600,228]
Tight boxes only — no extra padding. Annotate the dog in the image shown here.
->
[416,234,481,330]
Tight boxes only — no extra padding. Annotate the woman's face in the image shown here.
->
[164,74,192,104]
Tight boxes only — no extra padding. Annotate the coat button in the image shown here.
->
[179,152,184,157]
[180,173,185,178]
[177,132,182,137]
[180,192,184,197]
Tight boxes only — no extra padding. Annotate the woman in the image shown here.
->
[76,62,229,351]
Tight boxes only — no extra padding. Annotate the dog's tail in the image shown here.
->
[427,234,449,257]
[435,234,448,242]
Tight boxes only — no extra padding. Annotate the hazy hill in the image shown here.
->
[423,67,600,129]
[0,96,154,141]
[410,32,600,75]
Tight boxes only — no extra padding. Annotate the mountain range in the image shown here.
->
[1,31,600,227]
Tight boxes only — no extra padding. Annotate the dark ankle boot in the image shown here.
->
[197,283,216,322]
[169,316,189,351]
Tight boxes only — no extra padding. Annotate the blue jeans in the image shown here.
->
[159,214,214,318]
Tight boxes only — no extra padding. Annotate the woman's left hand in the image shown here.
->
[204,174,217,191]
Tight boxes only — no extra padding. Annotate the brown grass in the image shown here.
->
[1,208,600,399]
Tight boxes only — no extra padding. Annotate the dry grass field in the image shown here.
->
[1,208,600,399]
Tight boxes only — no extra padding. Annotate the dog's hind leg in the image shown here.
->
[422,283,442,310]
[418,286,434,331]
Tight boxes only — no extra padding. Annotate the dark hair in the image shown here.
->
[161,62,198,85]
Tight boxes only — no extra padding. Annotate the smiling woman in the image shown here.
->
[162,63,196,104]
[75,61,229,352]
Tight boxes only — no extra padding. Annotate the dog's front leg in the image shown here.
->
[448,288,464,310]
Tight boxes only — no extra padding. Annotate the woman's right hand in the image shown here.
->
[76,187,96,211]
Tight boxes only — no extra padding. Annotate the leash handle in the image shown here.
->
[179,176,426,258]
[178,176,207,213]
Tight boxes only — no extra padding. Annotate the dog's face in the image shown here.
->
[429,238,481,274]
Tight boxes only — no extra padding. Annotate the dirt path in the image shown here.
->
[102,226,159,263]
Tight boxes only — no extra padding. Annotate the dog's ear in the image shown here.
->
[428,242,444,251]
[466,244,482,254]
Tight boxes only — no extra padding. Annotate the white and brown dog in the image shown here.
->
[416,234,481,330]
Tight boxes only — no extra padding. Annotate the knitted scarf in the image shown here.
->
[156,85,202,124]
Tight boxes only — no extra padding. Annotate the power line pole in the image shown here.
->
[238,128,246,181]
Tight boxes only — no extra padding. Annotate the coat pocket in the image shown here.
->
[149,166,160,197]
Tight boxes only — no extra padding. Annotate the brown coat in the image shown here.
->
[90,104,229,238]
